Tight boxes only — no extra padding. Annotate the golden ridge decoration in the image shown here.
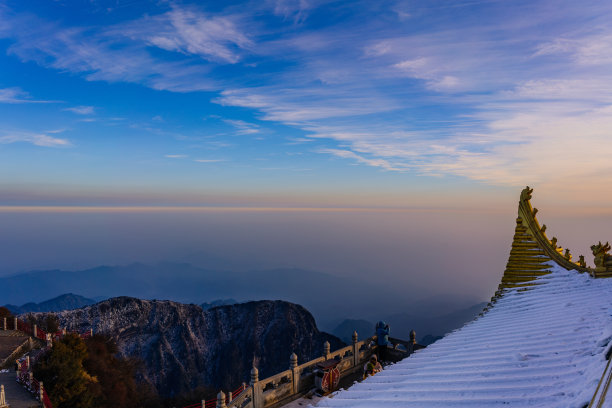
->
[493,186,596,300]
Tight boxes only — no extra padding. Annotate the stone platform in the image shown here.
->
[0,332,29,365]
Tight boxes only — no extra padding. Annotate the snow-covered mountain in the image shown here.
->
[42,297,343,397]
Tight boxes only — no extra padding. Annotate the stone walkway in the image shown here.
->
[0,371,40,408]
[0,330,40,407]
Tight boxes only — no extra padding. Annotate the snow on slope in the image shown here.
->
[314,264,612,407]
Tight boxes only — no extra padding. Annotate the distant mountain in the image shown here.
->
[39,297,344,397]
[4,293,96,315]
[384,302,489,342]
[330,302,486,346]
[0,262,418,329]
[331,319,375,344]
[201,299,237,310]
[420,334,443,346]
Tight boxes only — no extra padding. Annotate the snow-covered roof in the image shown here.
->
[313,187,612,408]
[316,264,612,407]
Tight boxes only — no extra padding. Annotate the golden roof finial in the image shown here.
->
[520,186,533,202]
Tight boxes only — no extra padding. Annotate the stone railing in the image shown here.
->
[5,315,420,408]
[200,330,421,408]
[2,316,93,345]
[16,354,53,408]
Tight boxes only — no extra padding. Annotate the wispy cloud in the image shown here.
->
[319,148,402,171]
[392,57,460,91]
[216,87,397,122]
[0,130,71,147]
[120,5,253,64]
[222,118,260,134]
[266,0,321,23]
[194,158,225,163]
[213,0,612,186]
[0,4,247,92]
[165,154,187,158]
[0,87,51,104]
[64,105,94,115]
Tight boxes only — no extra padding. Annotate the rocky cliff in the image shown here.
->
[43,297,343,397]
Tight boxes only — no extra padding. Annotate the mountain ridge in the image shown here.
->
[4,293,97,315]
[34,296,344,397]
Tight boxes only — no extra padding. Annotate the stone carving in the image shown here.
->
[520,186,533,202]
[564,248,572,261]
[591,242,612,271]
[579,255,586,268]
[540,224,547,234]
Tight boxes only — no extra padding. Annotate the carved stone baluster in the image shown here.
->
[216,390,227,408]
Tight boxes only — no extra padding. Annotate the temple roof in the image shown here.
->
[313,187,612,408]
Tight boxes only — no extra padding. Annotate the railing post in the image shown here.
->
[62,327,67,336]
[352,331,359,368]
[33,324,37,338]
[228,389,233,403]
[13,317,17,331]
[2,317,6,330]
[216,390,227,408]
[26,356,30,370]
[90,328,94,337]
[39,381,44,402]
[290,352,299,394]
[250,366,262,408]
[201,400,205,408]
[409,330,416,354]
[0,384,7,407]
[323,341,330,359]
[28,372,33,388]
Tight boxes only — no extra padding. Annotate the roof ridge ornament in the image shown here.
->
[591,242,611,272]
[520,186,534,202]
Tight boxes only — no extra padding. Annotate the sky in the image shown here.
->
[1,1,612,307]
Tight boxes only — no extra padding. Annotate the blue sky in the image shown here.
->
[2,0,612,208]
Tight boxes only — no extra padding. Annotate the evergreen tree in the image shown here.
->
[35,332,163,408]
[34,333,95,408]
[45,315,60,334]
[83,334,144,408]
[0,306,12,319]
